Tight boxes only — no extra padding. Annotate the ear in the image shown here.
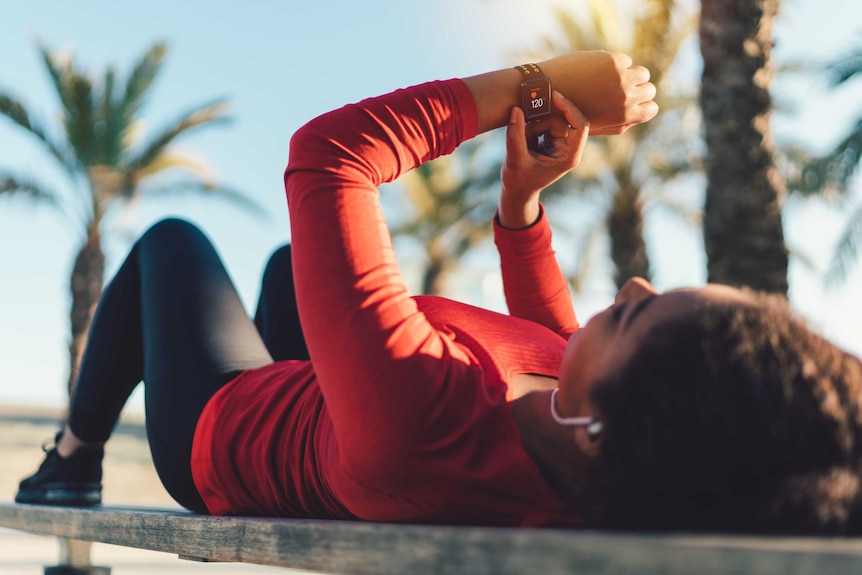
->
[573,427,601,458]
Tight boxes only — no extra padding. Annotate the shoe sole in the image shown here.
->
[16,484,102,506]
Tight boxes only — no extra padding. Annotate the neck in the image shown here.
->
[510,390,591,506]
[507,372,557,400]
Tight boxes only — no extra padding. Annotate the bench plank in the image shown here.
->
[2,502,862,574]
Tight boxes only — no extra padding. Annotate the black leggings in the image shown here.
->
[67,218,308,513]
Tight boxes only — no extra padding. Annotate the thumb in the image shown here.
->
[505,107,529,160]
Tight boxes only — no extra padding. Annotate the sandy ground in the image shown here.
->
[0,404,298,574]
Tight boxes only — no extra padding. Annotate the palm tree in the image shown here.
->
[699,0,788,294]
[389,138,501,295]
[389,1,700,297]
[0,41,259,395]
[536,0,701,290]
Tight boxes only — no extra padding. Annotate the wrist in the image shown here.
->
[497,192,541,230]
[536,55,577,102]
[514,63,552,122]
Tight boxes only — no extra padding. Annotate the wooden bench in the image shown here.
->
[3,502,862,574]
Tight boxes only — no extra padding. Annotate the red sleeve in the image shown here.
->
[493,207,579,339]
[284,80,482,484]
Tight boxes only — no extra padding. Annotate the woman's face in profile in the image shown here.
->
[554,278,750,422]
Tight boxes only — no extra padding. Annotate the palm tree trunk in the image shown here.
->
[608,182,651,290]
[67,223,105,396]
[700,0,788,294]
[422,258,446,296]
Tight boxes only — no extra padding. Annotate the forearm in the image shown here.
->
[494,208,579,338]
[462,51,657,135]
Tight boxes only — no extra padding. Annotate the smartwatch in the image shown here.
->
[514,63,552,122]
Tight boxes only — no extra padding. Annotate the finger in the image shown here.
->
[590,123,634,136]
[637,100,660,123]
[544,114,571,140]
[505,107,529,159]
[570,119,589,165]
[525,116,553,139]
[589,123,629,136]
[552,90,589,133]
[549,91,589,165]
[628,64,651,85]
[613,51,633,70]
[591,97,659,136]
[632,81,657,104]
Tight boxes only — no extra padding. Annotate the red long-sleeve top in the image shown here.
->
[190,79,582,527]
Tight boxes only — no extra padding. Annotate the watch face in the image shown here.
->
[521,77,551,121]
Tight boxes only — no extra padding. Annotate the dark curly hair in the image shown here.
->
[589,290,862,534]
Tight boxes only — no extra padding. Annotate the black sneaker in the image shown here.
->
[15,433,103,506]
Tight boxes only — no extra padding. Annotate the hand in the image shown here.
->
[498,91,590,229]
[540,51,658,134]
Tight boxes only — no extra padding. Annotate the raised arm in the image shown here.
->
[466,52,655,337]
[285,81,480,484]
[493,91,592,338]
[284,52,656,485]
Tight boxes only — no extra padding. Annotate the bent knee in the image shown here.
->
[139,217,207,249]
[261,244,293,279]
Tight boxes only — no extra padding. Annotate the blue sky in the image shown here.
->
[1,0,861,408]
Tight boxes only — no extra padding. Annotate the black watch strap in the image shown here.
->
[514,63,545,78]
[514,63,552,121]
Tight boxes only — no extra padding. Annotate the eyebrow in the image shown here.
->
[623,295,658,330]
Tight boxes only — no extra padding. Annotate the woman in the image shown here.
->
[17,51,862,533]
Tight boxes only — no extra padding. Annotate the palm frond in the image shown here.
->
[118,42,168,130]
[648,12,698,90]
[65,72,96,165]
[124,99,231,174]
[785,241,819,276]
[634,0,672,66]
[0,172,81,231]
[827,44,862,87]
[99,66,122,165]
[127,151,217,188]
[37,41,97,165]
[775,57,819,75]
[37,42,75,114]
[822,116,862,192]
[0,92,74,173]
[825,202,862,286]
[135,181,267,219]
[780,145,835,199]
[792,117,862,201]
[648,152,703,182]
[0,174,61,204]
[588,0,626,50]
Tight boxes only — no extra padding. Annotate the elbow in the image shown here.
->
[283,110,377,192]
[286,117,330,175]
[283,116,342,205]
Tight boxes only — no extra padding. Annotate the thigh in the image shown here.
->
[254,244,309,361]
[136,218,273,510]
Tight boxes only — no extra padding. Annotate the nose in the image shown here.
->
[615,277,658,305]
